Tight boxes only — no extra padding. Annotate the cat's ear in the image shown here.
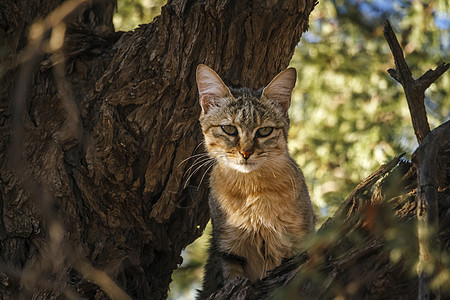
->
[261,68,296,114]
[196,64,231,114]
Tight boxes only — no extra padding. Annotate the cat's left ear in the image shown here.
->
[196,64,232,114]
[261,68,296,114]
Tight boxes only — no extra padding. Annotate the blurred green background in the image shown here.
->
[113,0,449,298]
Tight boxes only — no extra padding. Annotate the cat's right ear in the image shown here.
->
[261,68,296,115]
[196,64,231,114]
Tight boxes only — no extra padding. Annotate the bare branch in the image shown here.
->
[383,21,414,86]
[383,21,449,145]
[383,20,430,144]
[387,68,401,83]
[416,62,450,92]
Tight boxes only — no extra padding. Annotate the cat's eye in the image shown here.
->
[221,125,238,136]
[256,127,273,138]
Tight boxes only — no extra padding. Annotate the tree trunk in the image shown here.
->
[0,0,316,298]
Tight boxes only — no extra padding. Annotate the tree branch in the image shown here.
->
[413,120,450,300]
[383,21,414,86]
[416,62,450,92]
[383,21,449,144]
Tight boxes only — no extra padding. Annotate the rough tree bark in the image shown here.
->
[0,0,317,298]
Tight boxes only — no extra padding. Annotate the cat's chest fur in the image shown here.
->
[210,162,307,279]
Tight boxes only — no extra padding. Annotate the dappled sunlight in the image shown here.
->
[288,0,449,223]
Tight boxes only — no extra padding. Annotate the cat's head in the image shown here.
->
[196,64,296,173]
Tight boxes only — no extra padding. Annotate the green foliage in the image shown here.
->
[113,0,165,31]
[168,223,211,299]
[289,0,449,222]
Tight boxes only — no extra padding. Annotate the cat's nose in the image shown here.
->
[240,150,253,160]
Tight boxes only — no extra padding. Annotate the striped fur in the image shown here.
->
[196,65,315,299]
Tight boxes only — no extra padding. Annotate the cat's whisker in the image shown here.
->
[178,152,209,167]
[183,158,216,189]
[193,141,205,153]
[188,154,211,167]
[183,158,211,183]
[181,152,225,184]
[183,156,212,179]
[184,151,221,171]
[196,161,216,191]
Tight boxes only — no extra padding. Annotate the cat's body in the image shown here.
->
[196,65,315,299]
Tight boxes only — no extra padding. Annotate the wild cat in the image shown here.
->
[195,64,315,298]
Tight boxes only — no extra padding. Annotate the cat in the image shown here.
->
[195,64,315,299]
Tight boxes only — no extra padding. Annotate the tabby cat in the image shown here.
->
[196,64,315,299]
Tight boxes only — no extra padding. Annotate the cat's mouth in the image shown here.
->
[228,158,259,173]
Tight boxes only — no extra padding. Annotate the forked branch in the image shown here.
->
[383,20,449,144]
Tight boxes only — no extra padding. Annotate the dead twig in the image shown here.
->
[383,20,449,144]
